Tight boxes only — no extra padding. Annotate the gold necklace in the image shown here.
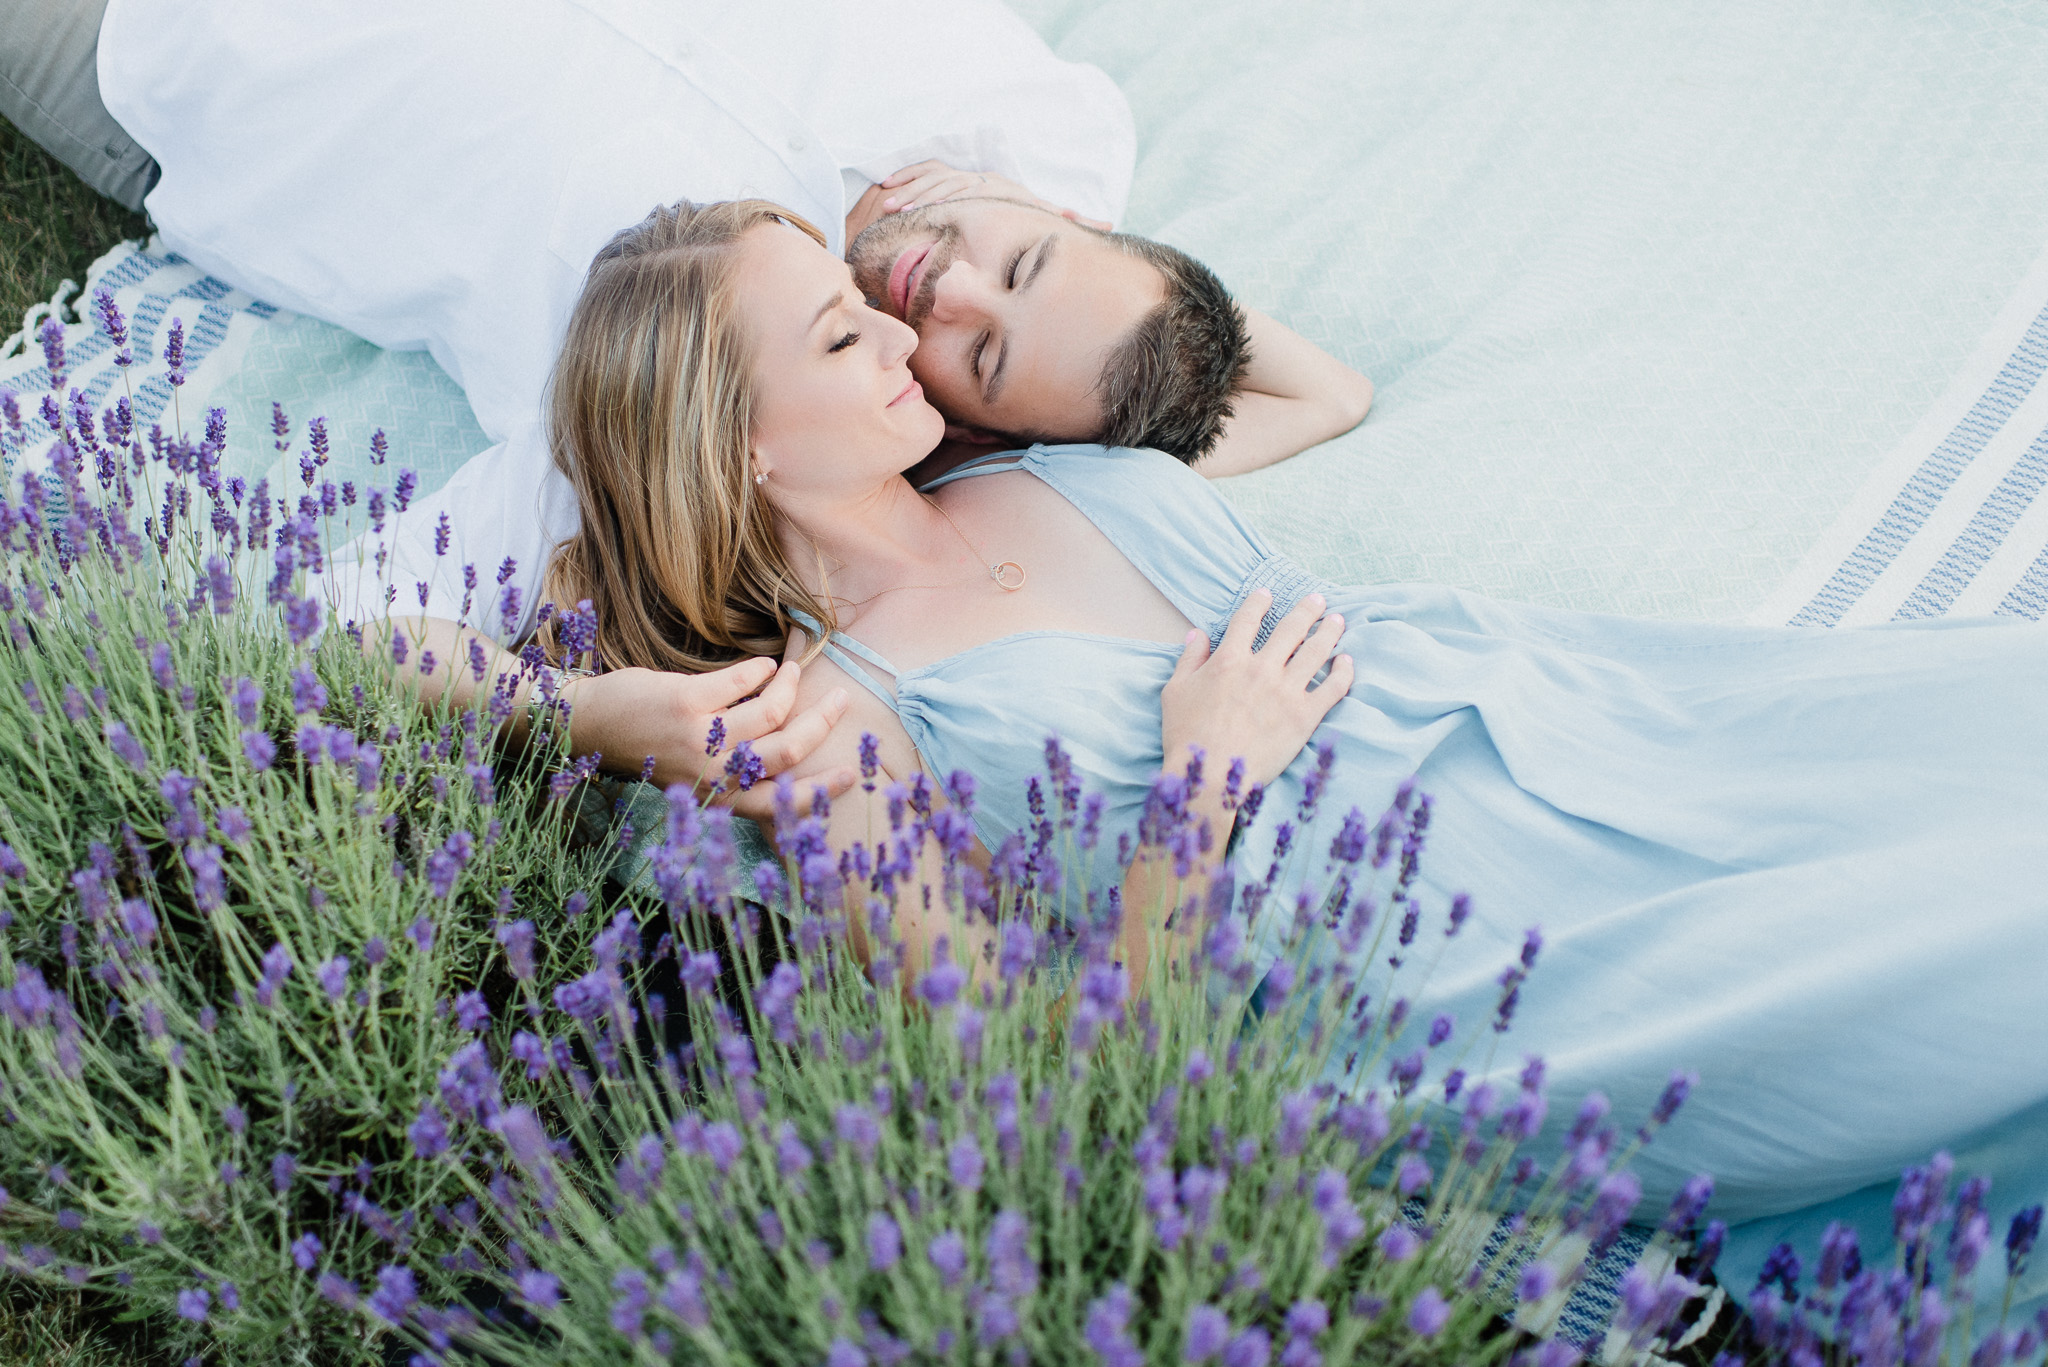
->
[923,493,1026,591]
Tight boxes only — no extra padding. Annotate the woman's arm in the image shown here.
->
[1196,308,1374,479]
[361,613,856,812]
[1116,590,1354,983]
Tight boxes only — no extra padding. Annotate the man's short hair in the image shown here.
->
[1091,232,1250,463]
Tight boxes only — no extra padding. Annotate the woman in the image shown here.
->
[540,199,2048,1312]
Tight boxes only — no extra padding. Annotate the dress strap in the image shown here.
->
[786,607,903,713]
[916,447,1035,492]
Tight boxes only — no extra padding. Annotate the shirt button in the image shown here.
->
[787,135,808,154]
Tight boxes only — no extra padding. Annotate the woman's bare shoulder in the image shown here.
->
[780,628,920,784]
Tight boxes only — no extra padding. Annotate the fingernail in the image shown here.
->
[882,197,897,209]
[1307,593,1326,608]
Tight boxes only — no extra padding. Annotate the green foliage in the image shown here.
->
[0,117,148,335]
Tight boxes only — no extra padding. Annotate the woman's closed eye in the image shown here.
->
[828,330,861,354]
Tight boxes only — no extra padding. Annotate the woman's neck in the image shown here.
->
[772,475,983,611]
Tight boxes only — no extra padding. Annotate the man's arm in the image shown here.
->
[1197,307,1374,479]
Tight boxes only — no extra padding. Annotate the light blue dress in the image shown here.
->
[811,443,2048,1312]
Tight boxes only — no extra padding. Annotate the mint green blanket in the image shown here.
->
[1015,0,2048,619]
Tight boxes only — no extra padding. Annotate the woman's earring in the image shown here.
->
[754,470,767,486]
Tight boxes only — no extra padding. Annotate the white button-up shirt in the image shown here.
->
[99,0,1134,640]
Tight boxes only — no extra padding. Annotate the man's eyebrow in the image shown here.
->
[1019,234,1055,293]
[811,291,844,330]
[985,236,1056,406]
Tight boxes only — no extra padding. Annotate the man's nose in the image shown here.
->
[926,259,993,324]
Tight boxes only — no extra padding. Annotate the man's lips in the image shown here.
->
[888,241,935,316]
[888,377,923,408]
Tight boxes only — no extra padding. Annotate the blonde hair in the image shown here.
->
[540,199,837,674]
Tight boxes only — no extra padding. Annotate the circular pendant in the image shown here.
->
[991,561,1027,591]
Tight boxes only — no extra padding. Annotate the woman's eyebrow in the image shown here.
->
[810,291,845,330]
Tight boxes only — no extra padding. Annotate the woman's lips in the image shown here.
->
[888,241,934,316]
[888,377,923,407]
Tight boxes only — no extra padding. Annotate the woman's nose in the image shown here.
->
[881,309,920,367]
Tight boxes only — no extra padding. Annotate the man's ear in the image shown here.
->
[942,422,1006,446]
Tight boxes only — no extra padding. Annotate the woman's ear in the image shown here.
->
[942,422,1006,446]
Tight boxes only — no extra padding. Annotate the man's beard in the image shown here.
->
[847,211,960,330]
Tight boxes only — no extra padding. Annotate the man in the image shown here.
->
[4,0,1370,795]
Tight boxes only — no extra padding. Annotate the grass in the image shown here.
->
[0,116,149,340]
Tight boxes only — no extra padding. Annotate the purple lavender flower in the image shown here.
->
[1376,1224,1421,1263]
[1663,1173,1715,1236]
[1518,1262,1558,1305]
[368,1264,418,1327]
[215,805,252,845]
[701,1121,742,1175]
[271,1150,298,1194]
[284,595,322,645]
[1649,1071,1695,1129]
[37,316,65,390]
[836,1104,882,1162]
[1311,1169,1364,1266]
[1404,1287,1449,1340]
[92,288,130,366]
[291,1232,323,1271]
[1815,1220,1861,1290]
[1076,1284,1142,1367]
[1185,1304,1230,1363]
[313,955,349,1002]
[315,1273,357,1309]
[241,731,275,771]
[290,665,327,716]
[867,1211,903,1271]
[983,1210,1037,1298]
[1222,1326,1272,1367]
[408,1102,449,1159]
[515,1269,560,1313]
[453,991,490,1032]
[176,1286,210,1323]
[1953,1209,1992,1279]
[947,1135,986,1192]
[104,721,149,773]
[927,1229,967,1288]
[916,947,965,1011]
[256,941,293,1007]
[756,962,803,1045]
[1585,1171,1641,1251]
[2009,1205,2044,1277]
[426,830,475,898]
[163,317,185,387]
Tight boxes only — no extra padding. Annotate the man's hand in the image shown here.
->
[558,658,857,821]
[845,159,1111,245]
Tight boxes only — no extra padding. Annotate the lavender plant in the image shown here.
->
[0,293,619,1362]
[2,291,2043,1367]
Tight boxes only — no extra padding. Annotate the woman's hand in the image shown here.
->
[1160,589,1353,788]
[846,159,1113,239]
[557,658,857,822]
